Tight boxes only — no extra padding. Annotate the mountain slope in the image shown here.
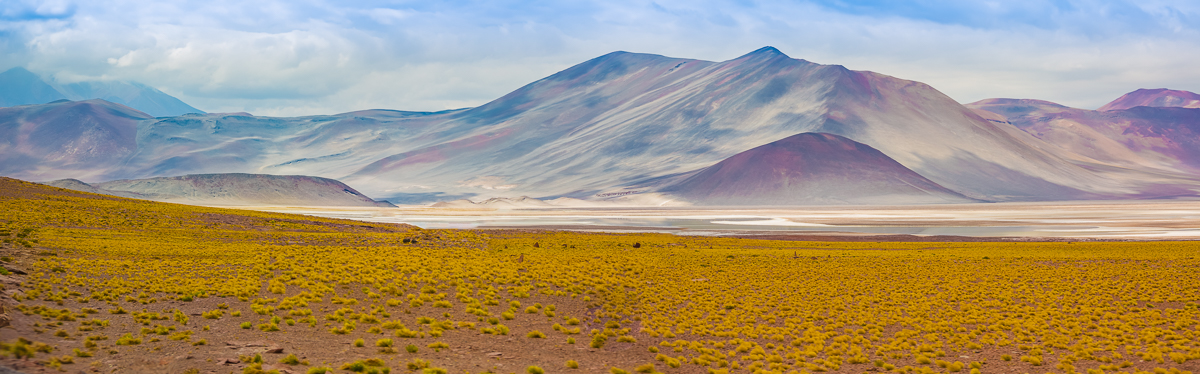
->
[85,173,395,207]
[661,133,973,205]
[1098,88,1200,111]
[124,109,465,187]
[0,99,152,181]
[968,96,1200,177]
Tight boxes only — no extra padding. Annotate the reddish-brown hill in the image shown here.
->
[662,132,974,205]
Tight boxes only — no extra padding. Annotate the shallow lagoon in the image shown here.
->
[234,199,1200,239]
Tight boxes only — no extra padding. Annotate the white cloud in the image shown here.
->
[366,8,412,25]
[3,0,1199,114]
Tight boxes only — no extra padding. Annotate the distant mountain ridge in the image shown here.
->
[0,67,66,107]
[45,173,395,207]
[967,94,1200,182]
[0,67,203,117]
[1098,88,1200,111]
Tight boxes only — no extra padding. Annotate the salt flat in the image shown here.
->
[227,199,1200,240]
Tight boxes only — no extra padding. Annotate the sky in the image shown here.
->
[2,0,1199,116]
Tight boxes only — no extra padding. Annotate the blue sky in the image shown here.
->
[2,0,1198,116]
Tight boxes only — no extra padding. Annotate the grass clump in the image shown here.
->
[280,354,301,365]
[114,333,140,346]
[590,334,607,349]
[427,341,449,352]
[340,359,391,373]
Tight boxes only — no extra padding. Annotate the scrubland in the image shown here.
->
[0,177,1197,374]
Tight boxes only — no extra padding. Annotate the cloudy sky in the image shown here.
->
[3,0,1198,116]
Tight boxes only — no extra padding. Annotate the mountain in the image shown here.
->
[0,99,152,181]
[339,46,1149,202]
[0,67,203,116]
[0,102,468,195]
[122,109,466,191]
[4,50,1200,205]
[0,67,67,107]
[47,173,395,207]
[967,95,1200,196]
[1098,88,1200,111]
[54,80,204,117]
[660,132,974,205]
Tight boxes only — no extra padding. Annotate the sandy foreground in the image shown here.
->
[223,199,1200,240]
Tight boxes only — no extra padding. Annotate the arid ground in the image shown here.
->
[2,178,1198,374]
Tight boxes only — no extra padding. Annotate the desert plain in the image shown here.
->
[1,178,1198,374]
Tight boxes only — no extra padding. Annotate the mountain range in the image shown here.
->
[0,67,203,117]
[2,47,1199,206]
[968,98,1200,177]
